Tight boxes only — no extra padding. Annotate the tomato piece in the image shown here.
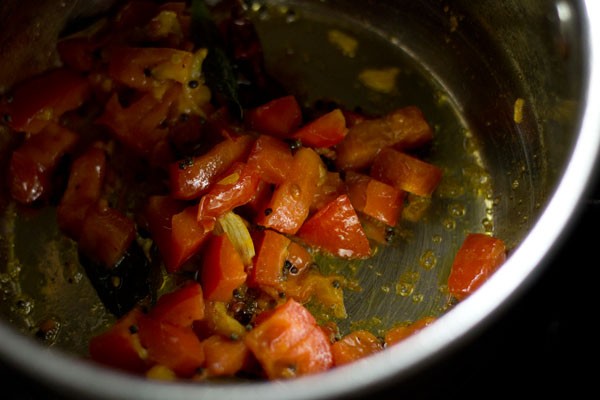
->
[169,134,255,200]
[447,233,507,300]
[169,203,211,273]
[78,203,137,269]
[149,281,205,328]
[370,148,442,197]
[384,316,436,346]
[203,335,251,377]
[137,315,205,378]
[335,106,433,170]
[292,109,348,148]
[246,95,302,138]
[201,234,248,302]
[249,229,291,289]
[331,330,383,366]
[107,47,195,91]
[246,135,293,185]
[143,196,210,273]
[283,269,347,319]
[244,299,333,379]
[298,194,370,259]
[89,307,147,374]
[8,122,78,204]
[57,146,107,240]
[197,162,260,230]
[311,171,345,212]
[255,147,322,234]
[1,68,90,134]
[286,241,313,276]
[57,36,103,72]
[345,171,403,227]
[96,86,179,163]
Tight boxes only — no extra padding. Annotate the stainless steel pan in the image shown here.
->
[1,1,599,399]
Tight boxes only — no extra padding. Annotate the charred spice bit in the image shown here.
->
[332,279,341,289]
[178,157,194,170]
[264,207,272,216]
[230,332,240,341]
[35,318,61,343]
[3,113,11,123]
[129,324,139,334]
[188,80,200,89]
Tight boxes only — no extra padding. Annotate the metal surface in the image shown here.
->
[0,0,599,399]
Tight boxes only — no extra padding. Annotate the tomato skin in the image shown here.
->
[335,106,433,171]
[447,233,507,300]
[169,134,255,200]
[370,147,442,197]
[255,147,322,235]
[197,162,260,230]
[78,203,137,269]
[384,316,436,346]
[57,146,107,240]
[249,229,291,289]
[203,335,251,377]
[8,122,79,204]
[244,299,333,379]
[1,68,90,134]
[331,330,383,366]
[298,194,371,259]
[291,109,348,148]
[89,307,147,374]
[345,171,403,227]
[149,281,205,328]
[201,234,248,302]
[137,314,205,378]
[246,95,302,138]
[246,134,293,185]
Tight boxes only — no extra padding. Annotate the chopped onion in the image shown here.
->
[217,211,255,265]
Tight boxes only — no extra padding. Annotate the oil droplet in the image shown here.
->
[396,282,414,297]
[432,234,443,243]
[482,217,494,232]
[511,179,520,189]
[412,293,424,303]
[381,285,391,293]
[419,250,437,270]
[443,218,456,230]
[448,203,466,217]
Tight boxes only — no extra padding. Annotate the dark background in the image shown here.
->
[1,179,597,399]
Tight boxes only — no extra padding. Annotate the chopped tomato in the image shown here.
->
[169,134,255,200]
[246,134,293,185]
[149,281,205,328]
[246,95,302,138]
[345,171,403,227]
[298,194,370,259]
[57,145,107,240]
[255,147,323,234]
[335,106,433,170]
[283,269,347,319]
[384,316,436,346]
[107,47,195,92]
[447,233,507,300]
[201,234,248,302]
[143,196,210,273]
[370,147,442,197]
[286,241,313,275]
[8,122,78,204]
[311,171,345,212]
[96,87,180,163]
[1,68,90,134]
[89,307,147,374]
[244,299,333,379]
[57,36,103,72]
[249,229,291,289]
[78,203,137,269]
[331,330,383,366]
[203,335,251,377]
[137,314,205,378]
[197,162,260,230]
[291,109,348,148]
[169,203,211,272]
